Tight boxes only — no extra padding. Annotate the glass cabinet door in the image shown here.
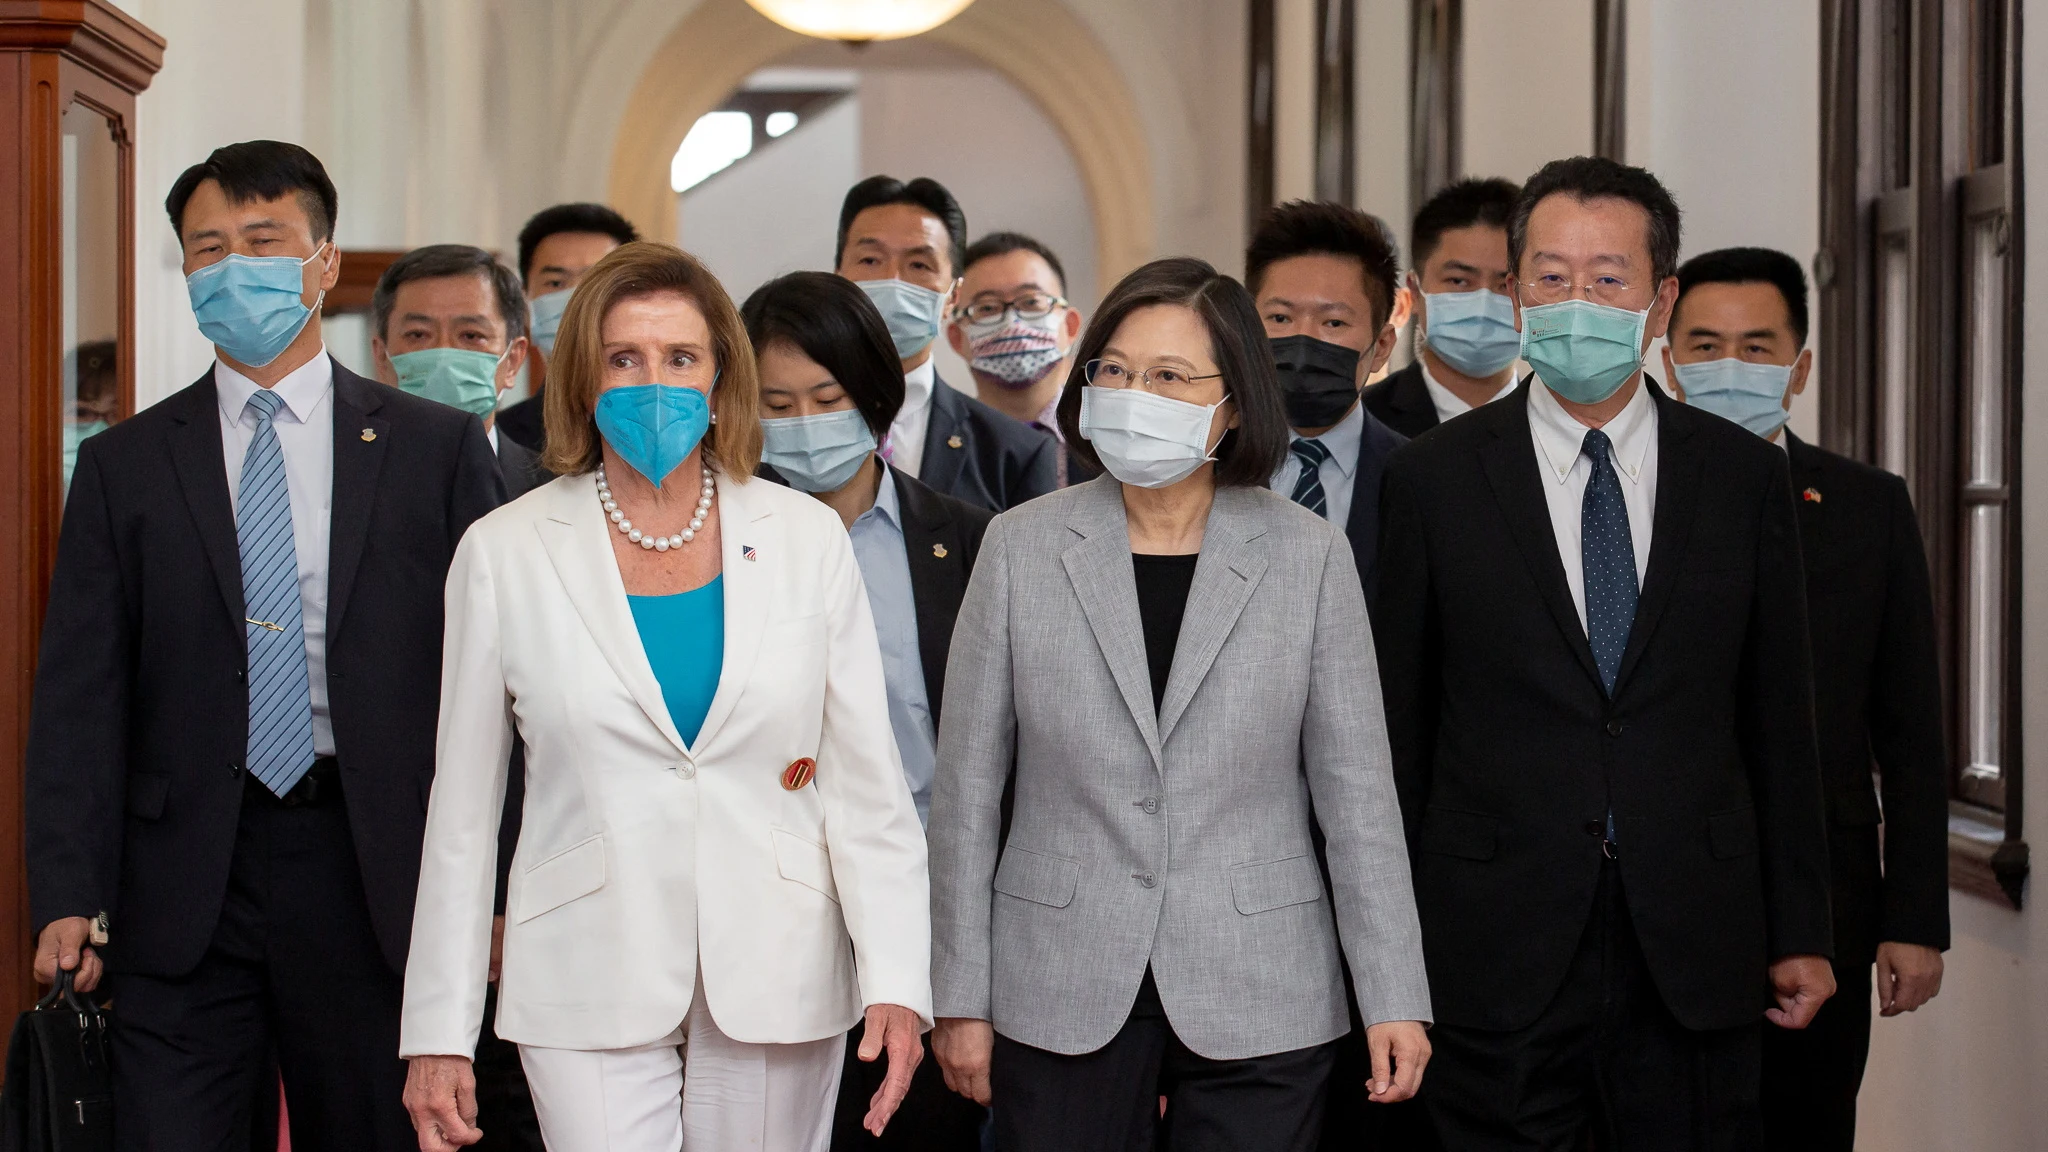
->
[60,100,123,505]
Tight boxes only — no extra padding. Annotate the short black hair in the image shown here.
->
[1510,155,1683,284]
[1056,257,1287,488]
[1674,246,1811,347]
[741,271,906,441]
[836,175,968,277]
[166,140,338,242]
[371,244,529,344]
[1411,177,1521,268]
[516,203,639,285]
[1244,200,1400,331]
[961,231,1067,295]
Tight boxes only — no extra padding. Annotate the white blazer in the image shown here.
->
[399,470,932,1058]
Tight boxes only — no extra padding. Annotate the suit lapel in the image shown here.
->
[1611,387,1703,694]
[535,474,689,755]
[918,379,969,498]
[1060,479,1161,765]
[1392,363,1435,428]
[893,468,964,720]
[166,371,245,624]
[326,367,389,644]
[689,474,773,755]
[1477,387,1604,690]
[1157,489,1268,742]
[1344,412,1398,590]
[1786,434,1827,566]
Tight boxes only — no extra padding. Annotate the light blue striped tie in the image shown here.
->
[238,388,317,796]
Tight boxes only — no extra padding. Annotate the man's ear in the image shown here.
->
[1660,344,1681,401]
[1789,347,1813,399]
[1062,306,1084,347]
[370,335,396,386]
[498,336,530,390]
[1363,324,1399,381]
[945,320,970,358]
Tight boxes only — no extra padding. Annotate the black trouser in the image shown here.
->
[831,1019,987,1151]
[1319,968,1441,1152]
[109,762,413,1152]
[472,984,545,1151]
[1760,824,1881,1152]
[990,970,1336,1152]
[1425,860,1764,1152]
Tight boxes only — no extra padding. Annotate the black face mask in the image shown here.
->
[1270,334,1364,428]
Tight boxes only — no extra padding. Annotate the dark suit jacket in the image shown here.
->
[1375,378,1832,1032]
[1786,433,1950,949]
[891,465,994,720]
[496,432,552,499]
[918,376,1058,513]
[1339,407,1408,601]
[25,361,503,976]
[495,391,545,454]
[1361,361,1439,440]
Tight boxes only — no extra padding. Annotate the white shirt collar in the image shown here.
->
[215,349,333,425]
[1295,400,1364,479]
[901,358,936,416]
[1527,376,1656,486]
[1419,357,1517,422]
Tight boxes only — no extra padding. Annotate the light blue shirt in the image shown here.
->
[1269,399,1365,526]
[848,470,937,824]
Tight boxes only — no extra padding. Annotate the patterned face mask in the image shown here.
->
[964,312,1067,389]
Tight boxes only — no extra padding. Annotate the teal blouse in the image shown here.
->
[627,576,725,746]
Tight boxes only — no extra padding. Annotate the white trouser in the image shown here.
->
[518,971,845,1151]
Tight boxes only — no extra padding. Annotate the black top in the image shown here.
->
[1131,553,1199,713]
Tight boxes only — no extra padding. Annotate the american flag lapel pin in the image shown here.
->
[1802,488,1823,504]
[742,544,758,561]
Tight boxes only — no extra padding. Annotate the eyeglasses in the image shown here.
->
[1519,273,1639,307]
[957,292,1067,324]
[1084,359,1222,392]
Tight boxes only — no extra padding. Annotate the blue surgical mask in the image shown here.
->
[390,348,505,418]
[594,382,712,488]
[762,409,877,493]
[1422,289,1522,377]
[856,278,947,360]
[185,242,328,368]
[529,288,571,356]
[1078,384,1227,489]
[1520,298,1649,406]
[1675,357,1794,438]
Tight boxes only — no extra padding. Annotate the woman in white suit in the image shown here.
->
[399,242,932,1152]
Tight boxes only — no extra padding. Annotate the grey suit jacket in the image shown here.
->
[928,476,1430,1060]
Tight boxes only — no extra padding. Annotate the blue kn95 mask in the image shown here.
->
[594,383,712,487]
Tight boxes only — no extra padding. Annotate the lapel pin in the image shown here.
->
[781,757,817,791]
[947,434,964,449]
[932,543,949,559]
[361,428,377,442]
[1802,487,1822,503]
[742,545,757,561]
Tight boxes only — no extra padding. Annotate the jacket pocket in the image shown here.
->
[771,828,840,904]
[992,846,1079,909]
[1230,855,1324,915]
[1707,807,1759,859]
[512,834,607,924]
[1420,807,1497,861]
[127,773,170,821]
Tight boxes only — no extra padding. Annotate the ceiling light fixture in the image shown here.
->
[743,0,977,43]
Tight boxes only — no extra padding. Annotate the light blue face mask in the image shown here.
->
[1674,357,1794,438]
[594,382,712,488]
[529,288,571,356]
[390,347,504,418]
[62,420,109,492]
[855,278,947,360]
[1423,289,1522,377]
[762,408,878,493]
[185,243,328,368]
[1520,298,1649,406]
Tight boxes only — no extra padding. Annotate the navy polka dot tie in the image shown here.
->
[1580,429,1638,696]
[1288,437,1332,519]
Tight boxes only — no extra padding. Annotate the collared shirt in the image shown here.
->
[885,358,936,479]
[1527,376,1659,634]
[1031,393,1068,488]
[1268,400,1365,526]
[1421,358,1519,426]
[215,350,337,756]
[848,469,937,824]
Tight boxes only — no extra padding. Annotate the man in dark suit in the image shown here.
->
[1247,200,1408,600]
[1376,156,1836,1148]
[1662,246,1948,1151]
[494,202,639,453]
[835,175,1059,512]
[1364,178,1524,440]
[26,141,502,1151]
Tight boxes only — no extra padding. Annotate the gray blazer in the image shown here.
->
[928,476,1430,1060]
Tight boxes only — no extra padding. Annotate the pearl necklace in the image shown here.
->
[597,464,714,552]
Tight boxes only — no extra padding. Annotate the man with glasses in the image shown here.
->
[946,231,1092,487]
[1374,156,1835,1147]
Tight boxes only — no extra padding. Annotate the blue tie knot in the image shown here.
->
[1580,427,1614,466]
[1291,437,1332,468]
[245,387,286,423]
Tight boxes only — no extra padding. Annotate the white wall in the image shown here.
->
[1462,0,1593,187]
[680,94,862,301]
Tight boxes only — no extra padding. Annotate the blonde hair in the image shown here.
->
[541,241,763,479]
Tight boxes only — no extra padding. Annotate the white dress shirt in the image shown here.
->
[1421,358,1518,425]
[886,358,936,479]
[215,350,336,756]
[1526,377,1658,634]
[1269,400,1364,527]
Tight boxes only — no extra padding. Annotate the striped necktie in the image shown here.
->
[1288,437,1332,518]
[238,388,318,796]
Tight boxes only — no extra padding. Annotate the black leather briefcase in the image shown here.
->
[0,968,113,1152]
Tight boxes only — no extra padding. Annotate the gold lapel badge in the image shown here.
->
[361,428,377,442]
[1802,487,1822,504]
[932,543,949,559]
[781,757,817,791]
[947,434,964,449]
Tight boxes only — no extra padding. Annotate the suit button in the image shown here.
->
[1583,821,1603,837]
[1140,797,1160,814]
[1605,720,1626,737]
[677,762,695,779]
[1134,873,1156,888]
[229,763,243,775]
[234,669,245,682]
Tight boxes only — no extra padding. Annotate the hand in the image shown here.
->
[1875,942,1943,1016]
[931,1017,994,1106]
[489,916,505,984]
[33,917,102,993]
[1766,954,1836,1030]
[1364,1020,1430,1104]
[858,1003,925,1136]
[403,1055,482,1151]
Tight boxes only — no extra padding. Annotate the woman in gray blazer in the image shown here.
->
[926,258,1431,1151]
